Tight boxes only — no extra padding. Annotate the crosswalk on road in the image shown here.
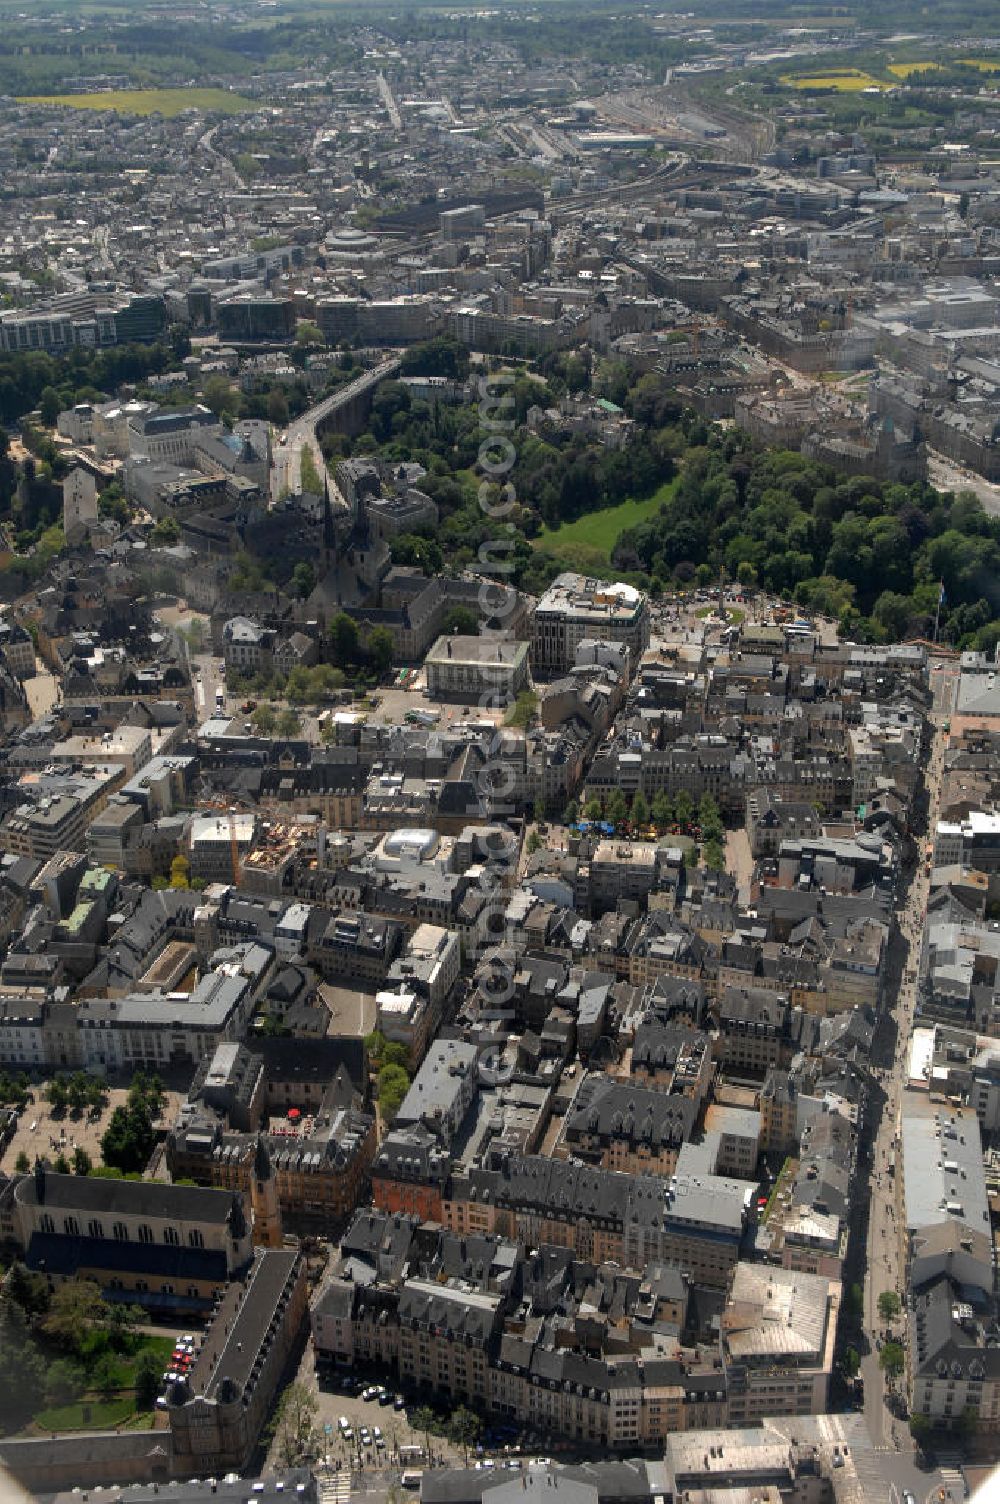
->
[319,1471,352,1504]
[937,1464,966,1499]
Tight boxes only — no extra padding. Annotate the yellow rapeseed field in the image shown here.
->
[17,87,256,117]
[779,69,886,92]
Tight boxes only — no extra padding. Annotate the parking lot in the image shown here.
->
[288,1347,464,1470]
[154,1330,203,1413]
[289,1346,568,1473]
[370,681,506,731]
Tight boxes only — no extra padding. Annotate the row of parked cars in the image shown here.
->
[156,1333,200,1408]
[332,1374,406,1409]
[338,1415,387,1449]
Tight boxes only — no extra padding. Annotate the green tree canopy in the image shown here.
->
[100,1079,160,1176]
[447,1406,482,1465]
[366,625,394,675]
[651,790,673,827]
[412,1405,438,1459]
[202,374,238,419]
[0,1301,46,1431]
[704,838,725,872]
[378,1063,411,1124]
[607,788,628,825]
[442,605,478,636]
[292,561,315,599]
[273,1380,321,1467]
[251,702,277,734]
[5,1262,51,1320]
[329,611,359,666]
[674,790,694,828]
[878,1290,901,1322]
[267,387,290,427]
[134,1348,163,1412]
[38,386,61,427]
[42,1279,108,1355]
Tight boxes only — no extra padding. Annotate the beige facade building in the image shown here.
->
[533,573,649,673]
[425,635,529,703]
[721,1262,840,1425]
[13,1167,254,1315]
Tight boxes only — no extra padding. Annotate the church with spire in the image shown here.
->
[250,1134,284,1249]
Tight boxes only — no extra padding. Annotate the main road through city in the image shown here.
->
[270,358,401,501]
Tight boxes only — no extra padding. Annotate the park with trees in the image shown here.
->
[99,1072,164,1176]
[314,348,1000,653]
[7,318,999,668]
[365,1030,413,1126]
[0,1266,173,1435]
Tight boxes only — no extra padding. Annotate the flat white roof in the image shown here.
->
[907,1026,935,1092]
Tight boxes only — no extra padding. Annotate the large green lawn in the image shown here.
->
[533,478,677,570]
[31,1334,173,1433]
[36,1396,138,1431]
[17,87,256,117]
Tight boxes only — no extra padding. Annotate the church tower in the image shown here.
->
[249,1134,283,1249]
[63,466,98,547]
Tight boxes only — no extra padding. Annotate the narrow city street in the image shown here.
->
[856,706,949,1493]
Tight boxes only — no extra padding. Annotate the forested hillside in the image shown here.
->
[614,432,1000,650]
